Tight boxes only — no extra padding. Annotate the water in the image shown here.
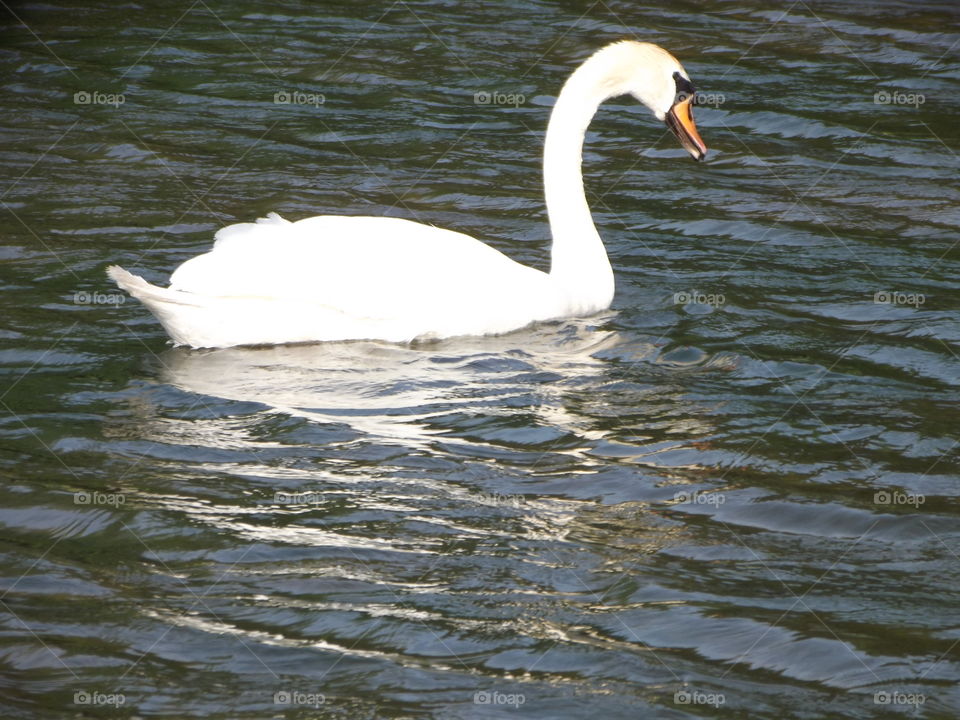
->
[1,1,958,717]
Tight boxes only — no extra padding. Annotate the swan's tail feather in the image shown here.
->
[108,265,220,346]
[107,265,203,307]
[108,264,333,348]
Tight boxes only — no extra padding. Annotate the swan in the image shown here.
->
[108,41,706,348]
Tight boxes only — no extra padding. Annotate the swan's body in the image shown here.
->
[109,215,568,346]
[109,41,706,348]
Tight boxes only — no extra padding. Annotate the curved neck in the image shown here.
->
[544,61,615,310]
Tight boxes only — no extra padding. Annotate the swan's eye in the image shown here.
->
[672,71,696,105]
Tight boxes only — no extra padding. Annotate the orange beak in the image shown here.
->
[665,95,707,161]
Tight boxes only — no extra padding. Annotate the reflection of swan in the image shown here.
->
[159,320,624,450]
[109,41,706,347]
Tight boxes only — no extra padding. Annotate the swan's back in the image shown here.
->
[173,214,523,299]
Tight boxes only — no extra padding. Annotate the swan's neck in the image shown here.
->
[544,59,616,311]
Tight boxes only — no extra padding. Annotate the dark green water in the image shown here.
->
[2,1,959,718]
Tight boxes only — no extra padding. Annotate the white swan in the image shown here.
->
[109,41,706,348]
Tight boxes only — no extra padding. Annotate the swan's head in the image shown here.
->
[592,41,708,161]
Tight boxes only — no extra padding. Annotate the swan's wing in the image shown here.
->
[168,214,555,328]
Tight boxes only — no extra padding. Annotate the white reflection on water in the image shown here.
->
[158,317,626,450]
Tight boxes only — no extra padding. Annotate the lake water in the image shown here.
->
[1,1,958,718]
